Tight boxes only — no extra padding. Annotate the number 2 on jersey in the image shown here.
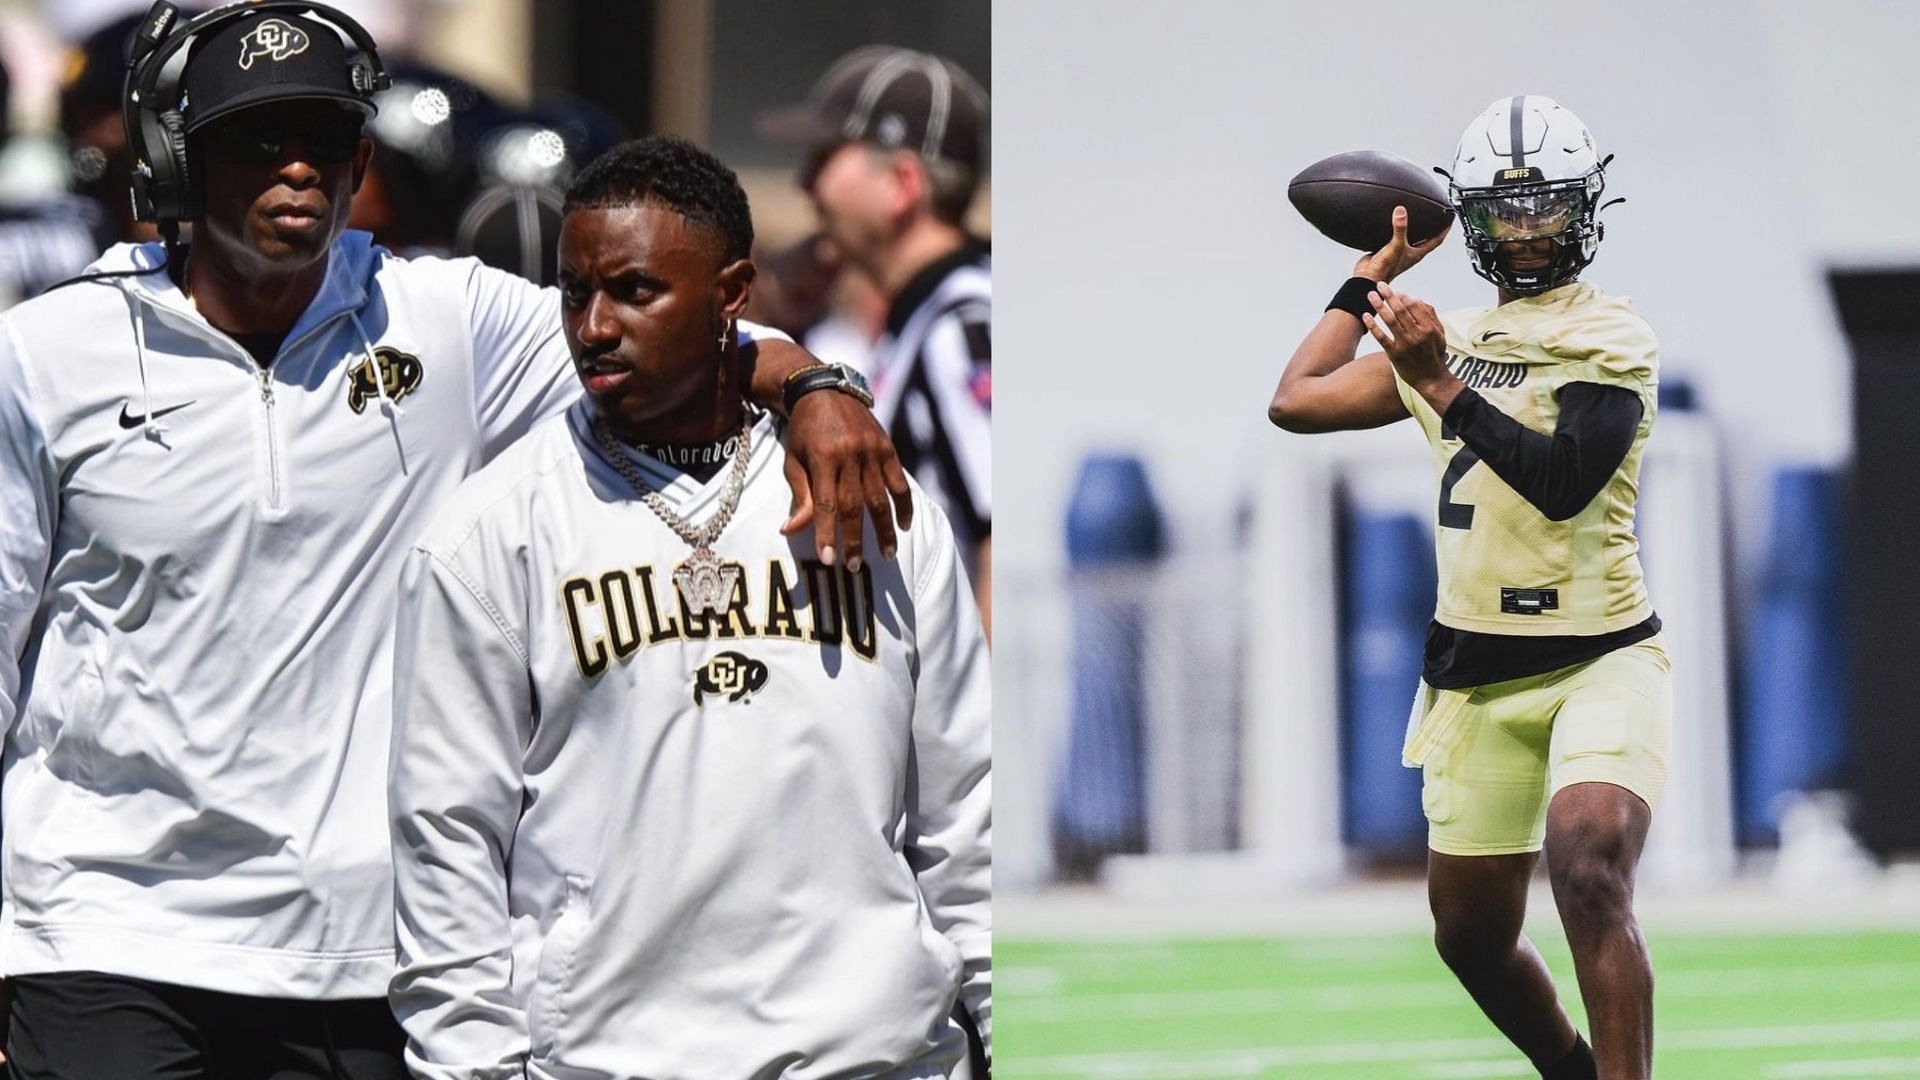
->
[1438,422,1478,529]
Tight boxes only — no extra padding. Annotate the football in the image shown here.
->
[1287,150,1455,252]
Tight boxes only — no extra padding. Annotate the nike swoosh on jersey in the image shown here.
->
[118,400,196,428]
[1479,330,1510,343]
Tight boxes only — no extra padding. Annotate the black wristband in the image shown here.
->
[1327,276,1379,321]
[782,363,873,414]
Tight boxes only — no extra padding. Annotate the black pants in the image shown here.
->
[7,972,408,1080]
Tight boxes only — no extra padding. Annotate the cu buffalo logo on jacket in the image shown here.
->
[237,19,310,70]
[693,652,769,705]
[346,348,424,414]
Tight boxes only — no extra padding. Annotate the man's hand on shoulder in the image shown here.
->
[744,338,913,571]
[781,388,913,571]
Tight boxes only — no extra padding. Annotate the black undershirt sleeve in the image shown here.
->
[1440,381,1644,522]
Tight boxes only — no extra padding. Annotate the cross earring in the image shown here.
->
[717,317,733,350]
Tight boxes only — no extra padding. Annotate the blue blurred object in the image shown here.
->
[1340,508,1433,853]
[1054,455,1165,880]
[1066,455,1166,564]
[1658,376,1698,413]
[1737,467,1851,844]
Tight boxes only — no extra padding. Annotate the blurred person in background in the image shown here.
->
[1269,97,1664,1080]
[453,175,561,282]
[58,12,160,251]
[0,29,107,304]
[762,45,993,636]
[349,61,505,256]
[451,95,627,286]
[806,262,889,374]
[746,229,887,377]
[746,231,840,344]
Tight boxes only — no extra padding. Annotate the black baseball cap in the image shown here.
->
[61,13,145,135]
[759,46,988,179]
[179,10,377,133]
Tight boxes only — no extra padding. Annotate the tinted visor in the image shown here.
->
[1462,189,1584,241]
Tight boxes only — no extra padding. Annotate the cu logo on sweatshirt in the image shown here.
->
[237,19,311,70]
[693,651,769,705]
[346,347,424,414]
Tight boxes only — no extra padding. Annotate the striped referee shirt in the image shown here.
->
[0,196,101,308]
[873,238,991,579]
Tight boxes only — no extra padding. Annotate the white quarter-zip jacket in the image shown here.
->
[0,232,784,998]
[389,403,991,1080]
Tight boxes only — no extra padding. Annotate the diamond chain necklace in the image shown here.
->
[591,412,754,616]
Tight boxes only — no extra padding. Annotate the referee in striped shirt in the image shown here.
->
[762,46,993,636]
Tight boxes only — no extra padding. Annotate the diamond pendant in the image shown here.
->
[674,546,740,617]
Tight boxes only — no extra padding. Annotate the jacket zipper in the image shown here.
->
[245,317,355,517]
[138,296,356,518]
[254,361,285,514]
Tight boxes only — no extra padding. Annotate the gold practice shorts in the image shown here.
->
[1403,634,1673,856]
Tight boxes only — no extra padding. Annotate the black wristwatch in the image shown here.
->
[782,362,874,414]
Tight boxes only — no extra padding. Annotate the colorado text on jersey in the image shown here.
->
[560,559,882,677]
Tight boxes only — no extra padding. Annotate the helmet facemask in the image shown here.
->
[1451,164,1606,295]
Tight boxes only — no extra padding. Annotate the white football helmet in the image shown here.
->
[1444,95,1613,294]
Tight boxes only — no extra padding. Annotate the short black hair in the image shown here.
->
[564,135,753,264]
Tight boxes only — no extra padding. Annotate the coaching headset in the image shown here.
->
[122,0,391,245]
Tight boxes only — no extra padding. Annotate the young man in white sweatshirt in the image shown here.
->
[0,6,906,1076]
[388,135,991,1080]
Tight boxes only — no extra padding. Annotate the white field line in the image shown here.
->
[1010,978,1453,1021]
[1011,1036,1510,1080]
[1011,937,1423,971]
[999,882,1920,939]
[1418,1062,1533,1078]
[1006,962,1920,1022]
[1000,943,1426,987]
[1667,1021,1920,1051]
[1003,966,1066,995]
[1765,1058,1920,1078]
[1008,1019,1920,1079]
[1004,934,1903,979]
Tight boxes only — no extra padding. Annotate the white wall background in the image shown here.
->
[1755,0,1920,268]
[997,0,1916,585]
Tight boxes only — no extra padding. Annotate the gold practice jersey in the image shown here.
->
[1391,281,1658,636]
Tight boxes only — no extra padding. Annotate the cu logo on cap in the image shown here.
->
[238,19,311,70]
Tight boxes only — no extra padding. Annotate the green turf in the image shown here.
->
[998,930,1920,1079]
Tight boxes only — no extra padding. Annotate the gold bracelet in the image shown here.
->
[782,362,833,386]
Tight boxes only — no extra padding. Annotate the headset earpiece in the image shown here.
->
[128,93,171,223]
[344,50,389,96]
[158,109,193,220]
